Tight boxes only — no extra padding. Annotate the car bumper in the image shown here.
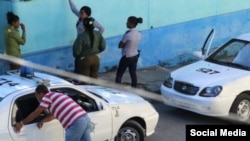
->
[144,111,159,137]
[160,85,233,117]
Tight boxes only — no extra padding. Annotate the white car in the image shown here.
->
[161,29,250,123]
[0,70,159,141]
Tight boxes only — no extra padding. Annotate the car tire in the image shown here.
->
[230,93,250,123]
[115,120,145,141]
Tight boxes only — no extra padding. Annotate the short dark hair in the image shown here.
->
[35,84,49,94]
[80,6,91,16]
[6,12,19,25]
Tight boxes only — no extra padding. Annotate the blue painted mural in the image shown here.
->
[1,0,250,74]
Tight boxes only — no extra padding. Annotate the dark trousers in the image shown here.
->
[115,54,139,87]
[74,54,100,78]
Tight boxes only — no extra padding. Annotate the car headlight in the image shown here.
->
[163,73,173,88]
[199,86,222,97]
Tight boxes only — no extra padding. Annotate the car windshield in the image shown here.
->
[206,39,250,71]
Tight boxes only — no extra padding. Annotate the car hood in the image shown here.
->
[79,86,145,104]
[172,60,250,86]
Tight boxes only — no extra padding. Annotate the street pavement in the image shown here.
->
[99,66,177,94]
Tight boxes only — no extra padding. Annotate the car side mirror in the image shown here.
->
[192,51,205,59]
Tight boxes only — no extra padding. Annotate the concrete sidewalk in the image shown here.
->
[99,66,178,94]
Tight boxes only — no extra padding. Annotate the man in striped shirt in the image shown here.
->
[14,84,92,141]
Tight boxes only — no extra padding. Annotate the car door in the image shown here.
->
[51,87,114,141]
[193,28,216,58]
[9,92,64,141]
[88,103,113,141]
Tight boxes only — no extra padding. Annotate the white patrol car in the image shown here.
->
[161,29,250,123]
[0,69,159,141]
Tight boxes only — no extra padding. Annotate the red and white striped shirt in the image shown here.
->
[39,92,87,128]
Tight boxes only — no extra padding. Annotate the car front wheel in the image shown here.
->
[230,93,250,123]
[115,120,145,141]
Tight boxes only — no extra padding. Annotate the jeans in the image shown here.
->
[65,115,92,141]
[115,54,139,87]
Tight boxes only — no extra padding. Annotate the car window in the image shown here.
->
[11,94,50,125]
[210,40,246,62]
[232,43,250,67]
[207,40,248,60]
[51,87,98,112]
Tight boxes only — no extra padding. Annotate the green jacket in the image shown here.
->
[4,25,26,58]
[73,30,106,58]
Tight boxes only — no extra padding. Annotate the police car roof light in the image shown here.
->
[6,69,50,86]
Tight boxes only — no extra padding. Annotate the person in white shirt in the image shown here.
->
[68,0,104,35]
[115,16,143,88]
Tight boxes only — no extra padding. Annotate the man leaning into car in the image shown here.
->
[13,84,92,141]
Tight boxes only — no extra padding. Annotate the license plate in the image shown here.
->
[165,95,194,109]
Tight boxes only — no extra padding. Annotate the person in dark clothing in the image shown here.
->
[68,0,105,74]
[73,18,106,78]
